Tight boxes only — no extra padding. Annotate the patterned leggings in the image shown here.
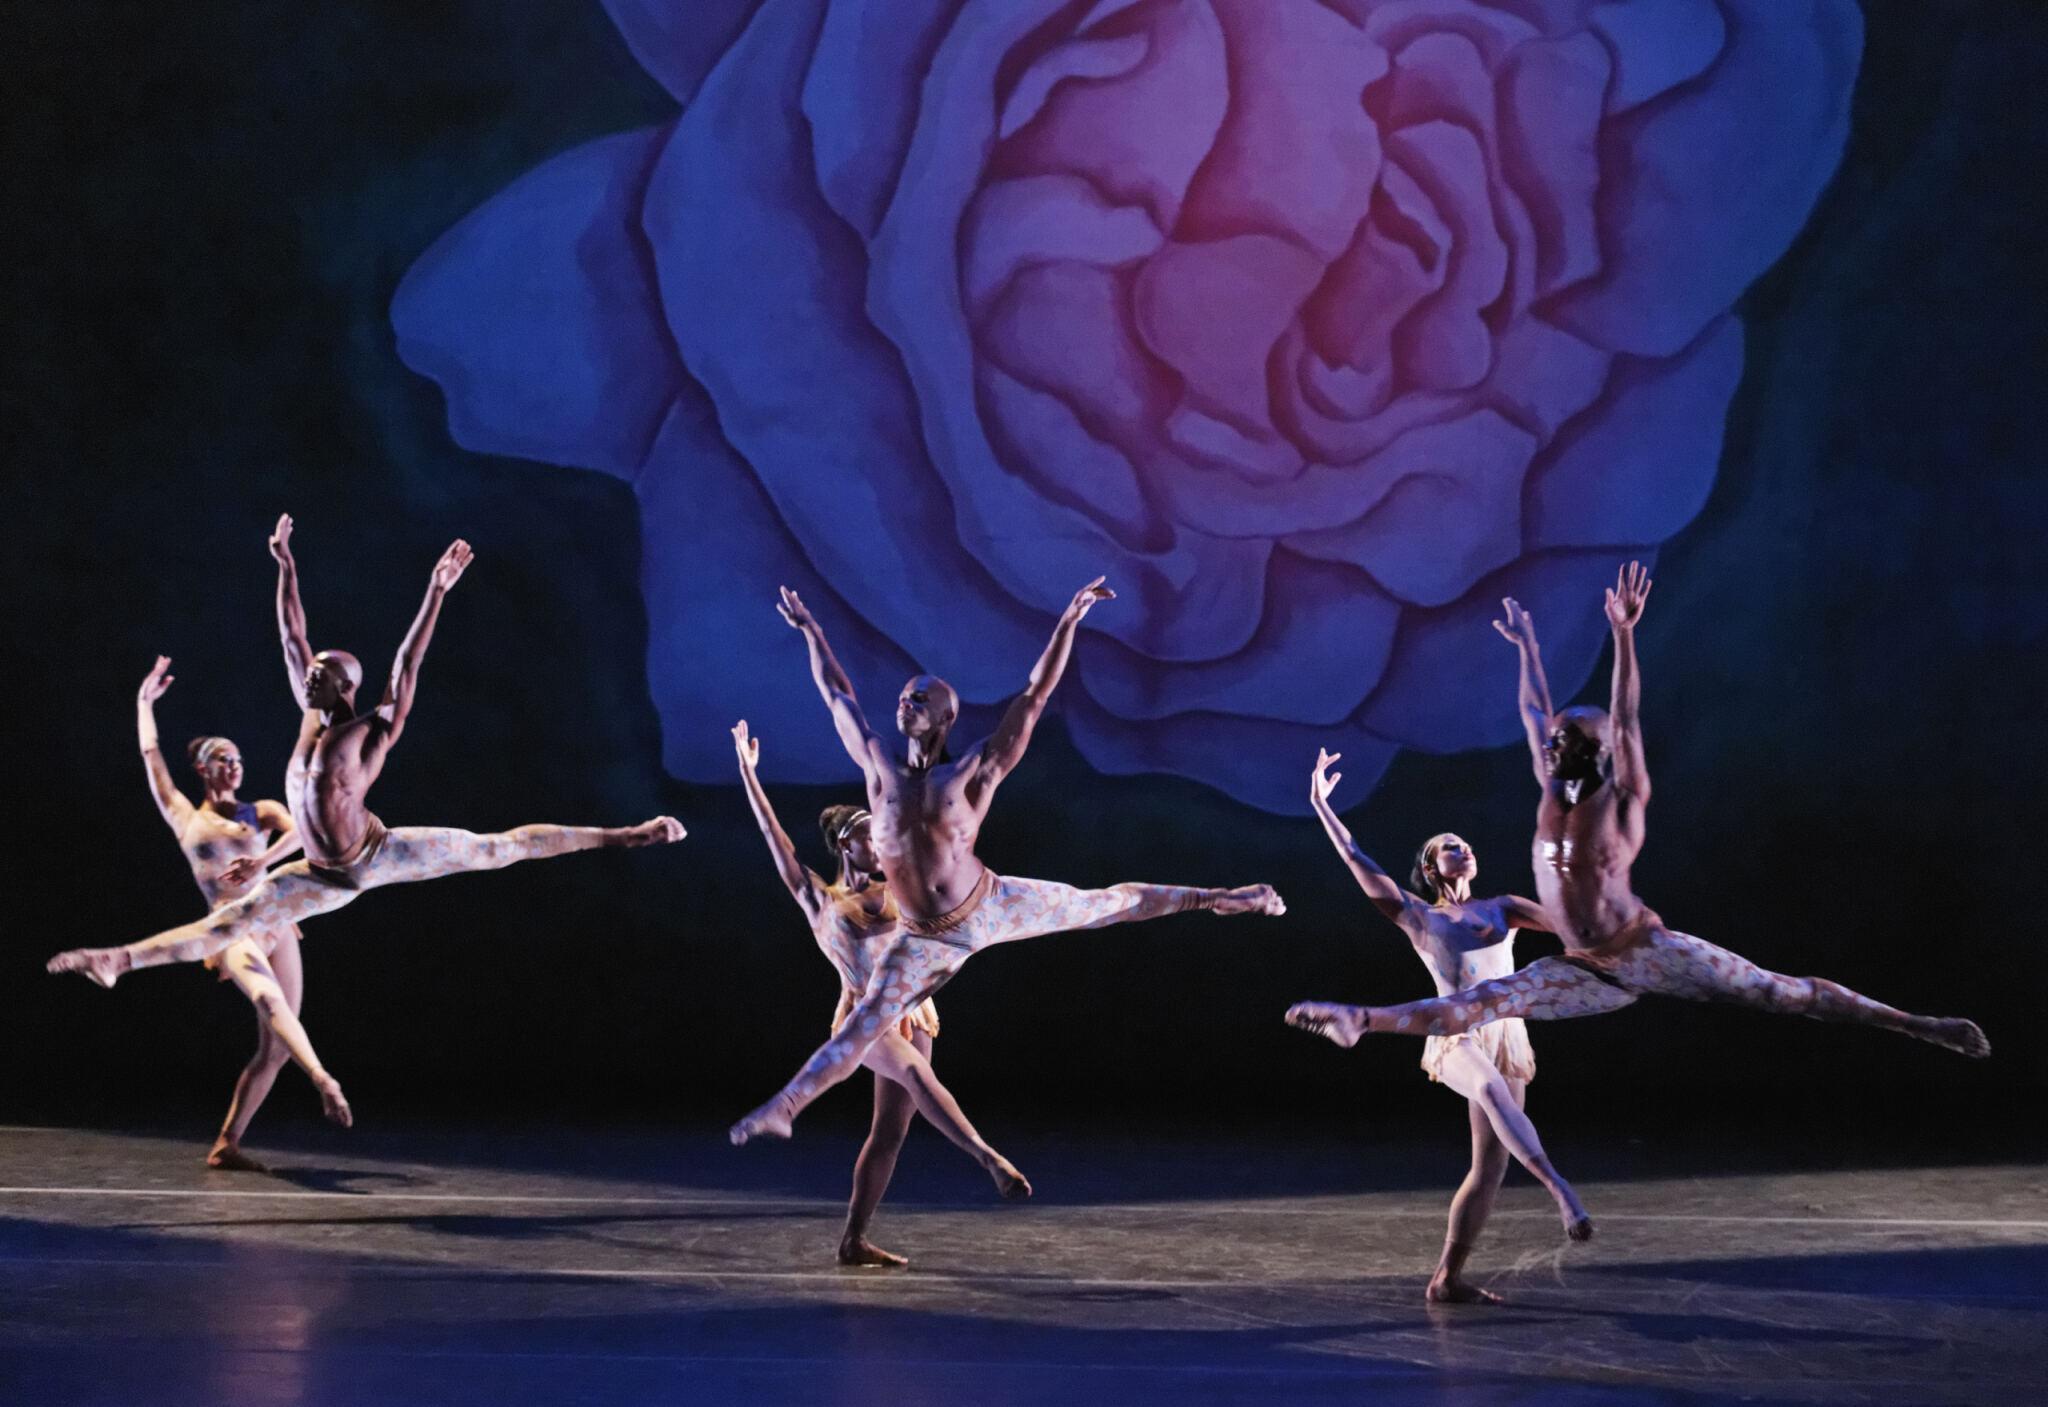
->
[767,875,1217,1124]
[113,825,620,971]
[1375,926,1925,1038]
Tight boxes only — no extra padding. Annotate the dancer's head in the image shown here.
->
[819,804,879,876]
[186,736,243,796]
[1544,706,1609,782]
[1411,832,1477,902]
[896,674,958,751]
[304,650,363,713]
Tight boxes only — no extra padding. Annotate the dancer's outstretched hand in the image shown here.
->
[219,856,264,890]
[732,719,760,767]
[139,655,175,703]
[1311,747,1342,804]
[1065,575,1115,620]
[909,1000,940,1039]
[269,513,295,563]
[1492,596,1536,648]
[776,585,816,631]
[431,540,474,591]
[1605,561,1651,631]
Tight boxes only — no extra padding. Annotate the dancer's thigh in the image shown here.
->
[1489,957,1643,1022]
[974,876,1136,947]
[358,828,493,888]
[1610,930,1788,1004]
[1436,1040,1511,1108]
[234,865,354,929]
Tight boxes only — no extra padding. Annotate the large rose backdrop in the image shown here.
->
[393,0,1860,812]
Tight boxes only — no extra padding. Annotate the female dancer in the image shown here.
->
[734,720,1027,1254]
[133,655,349,1168]
[1302,747,1592,1303]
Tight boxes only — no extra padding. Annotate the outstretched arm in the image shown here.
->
[1498,895,1556,933]
[777,587,882,770]
[1605,562,1652,801]
[1309,748,1412,925]
[974,577,1114,785]
[135,656,194,831]
[377,540,472,743]
[733,721,823,917]
[271,515,314,709]
[1492,597,1554,784]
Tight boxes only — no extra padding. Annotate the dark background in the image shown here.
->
[6,2,2044,1155]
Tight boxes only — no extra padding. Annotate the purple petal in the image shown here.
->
[600,0,765,106]
[802,0,961,239]
[1589,0,1726,114]
[1551,0,1862,357]
[1528,316,1742,550]
[391,128,680,480]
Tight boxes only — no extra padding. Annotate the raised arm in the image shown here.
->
[974,577,1114,785]
[777,587,881,770]
[135,656,193,832]
[376,540,472,743]
[1492,597,1554,784]
[1604,561,1652,801]
[1308,748,1413,925]
[733,720,822,917]
[270,515,314,709]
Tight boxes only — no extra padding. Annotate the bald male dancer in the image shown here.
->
[1288,563,1989,1059]
[50,517,684,1113]
[729,579,1285,1165]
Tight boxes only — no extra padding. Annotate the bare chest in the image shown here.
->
[1534,786,1623,883]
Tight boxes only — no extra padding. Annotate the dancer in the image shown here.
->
[133,655,343,1166]
[1288,564,1988,1059]
[50,517,685,1074]
[737,720,1016,1262]
[1302,747,1590,1303]
[730,579,1285,1162]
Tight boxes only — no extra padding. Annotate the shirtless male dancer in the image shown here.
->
[1287,563,1989,1059]
[134,655,340,1166]
[49,518,686,1113]
[738,720,1023,1263]
[1302,746,1591,1304]
[729,580,1285,1169]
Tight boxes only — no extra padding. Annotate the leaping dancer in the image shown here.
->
[1301,746,1592,1303]
[132,655,336,1167]
[49,517,686,1123]
[729,580,1285,1182]
[1288,564,1988,1063]
[737,720,1008,1265]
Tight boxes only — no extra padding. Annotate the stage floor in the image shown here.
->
[1,1123,2041,1406]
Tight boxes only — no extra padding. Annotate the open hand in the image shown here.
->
[776,586,816,631]
[1066,575,1115,620]
[269,514,294,564]
[219,856,265,890]
[1492,597,1537,649]
[431,540,474,591]
[732,719,760,767]
[139,655,175,703]
[1311,747,1342,804]
[1605,561,1652,631]
[907,999,941,1040]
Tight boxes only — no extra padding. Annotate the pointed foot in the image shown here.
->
[1285,1001,1365,1048]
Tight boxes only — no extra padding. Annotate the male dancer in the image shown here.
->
[737,720,1019,1259]
[49,517,685,1094]
[729,579,1285,1157]
[1287,564,1988,1058]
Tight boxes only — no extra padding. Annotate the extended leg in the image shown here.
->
[1429,1095,1512,1306]
[49,864,349,985]
[362,819,683,887]
[861,1031,1029,1200]
[1436,1048,1590,1242]
[213,936,349,1132]
[1618,930,1990,1058]
[209,932,307,1171]
[1287,956,1639,1045]
[841,1039,922,1268]
[979,877,1283,949]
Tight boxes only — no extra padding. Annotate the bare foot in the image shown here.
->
[1426,1276,1504,1306]
[987,1154,1032,1201]
[47,948,129,990]
[1213,884,1286,916]
[316,1077,353,1128]
[730,1095,795,1146]
[1567,1215,1595,1243]
[1915,1017,1990,1059]
[1286,1001,1365,1048]
[621,816,687,847]
[206,1142,270,1173]
[838,1237,909,1268]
